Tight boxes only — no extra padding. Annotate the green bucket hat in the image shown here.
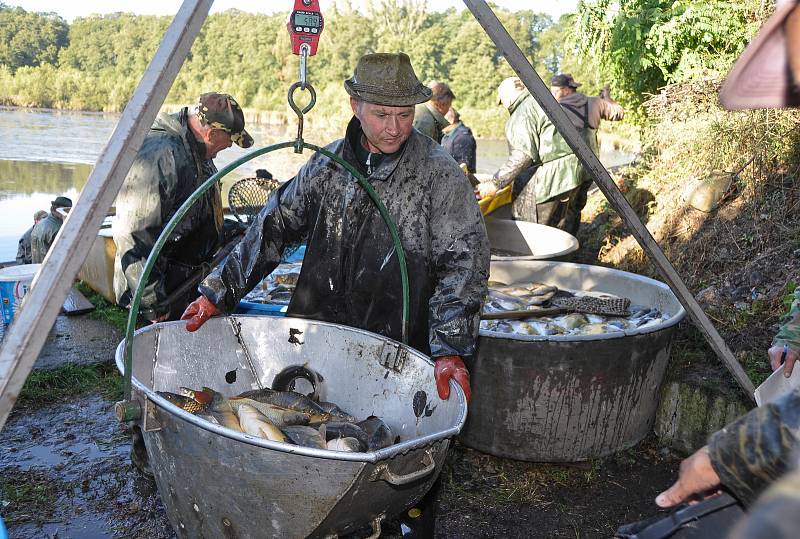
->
[344,53,432,107]
[196,92,254,148]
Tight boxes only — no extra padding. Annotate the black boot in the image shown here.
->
[399,478,441,538]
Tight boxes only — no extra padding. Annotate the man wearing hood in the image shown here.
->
[477,75,623,234]
[113,92,253,323]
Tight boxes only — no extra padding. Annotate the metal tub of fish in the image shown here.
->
[115,316,466,538]
[460,260,686,462]
[485,217,579,260]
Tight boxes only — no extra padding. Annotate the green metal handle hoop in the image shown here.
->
[121,141,411,403]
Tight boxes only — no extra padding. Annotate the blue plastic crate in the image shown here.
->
[234,301,288,316]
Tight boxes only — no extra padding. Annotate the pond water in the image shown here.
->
[0,107,633,261]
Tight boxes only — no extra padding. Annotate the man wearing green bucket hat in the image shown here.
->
[113,92,252,323]
[184,53,489,405]
[182,53,489,535]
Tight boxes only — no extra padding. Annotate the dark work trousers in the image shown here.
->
[512,181,590,236]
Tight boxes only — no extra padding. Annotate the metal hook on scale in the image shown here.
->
[287,0,324,153]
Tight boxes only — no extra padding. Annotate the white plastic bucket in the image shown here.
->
[0,264,40,325]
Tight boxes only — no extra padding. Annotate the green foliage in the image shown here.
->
[784,281,798,311]
[0,3,566,126]
[577,0,764,112]
[0,4,68,71]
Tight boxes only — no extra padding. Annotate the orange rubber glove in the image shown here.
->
[434,355,471,404]
[180,295,220,332]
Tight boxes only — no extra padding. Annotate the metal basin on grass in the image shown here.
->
[460,260,686,462]
[116,316,466,538]
[485,217,579,260]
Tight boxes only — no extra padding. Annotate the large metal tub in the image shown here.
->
[485,217,579,260]
[115,316,467,538]
[461,260,686,462]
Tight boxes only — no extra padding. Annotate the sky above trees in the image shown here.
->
[5,0,578,22]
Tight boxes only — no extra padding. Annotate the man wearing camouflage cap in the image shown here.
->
[113,92,253,325]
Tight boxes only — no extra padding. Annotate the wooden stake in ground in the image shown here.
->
[463,0,756,401]
[0,0,214,432]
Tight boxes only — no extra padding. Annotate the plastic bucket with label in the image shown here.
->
[0,264,40,325]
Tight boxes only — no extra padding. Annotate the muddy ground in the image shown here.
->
[0,314,680,539]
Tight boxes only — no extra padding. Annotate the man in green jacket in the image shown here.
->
[477,77,595,233]
[113,92,252,324]
[31,197,72,263]
[412,80,454,143]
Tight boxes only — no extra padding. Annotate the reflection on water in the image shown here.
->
[0,107,633,261]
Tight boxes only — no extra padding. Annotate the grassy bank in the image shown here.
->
[16,361,123,409]
[576,78,800,387]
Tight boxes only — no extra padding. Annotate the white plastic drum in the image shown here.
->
[0,264,40,325]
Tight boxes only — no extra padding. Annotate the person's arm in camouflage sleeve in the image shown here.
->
[198,171,310,313]
[707,388,800,505]
[656,388,800,508]
[769,287,800,376]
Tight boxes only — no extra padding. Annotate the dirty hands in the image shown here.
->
[655,446,721,508]
[476,180,498,199]
[434,355,471,404]
[768,344,799,377]
[180,295,221,332]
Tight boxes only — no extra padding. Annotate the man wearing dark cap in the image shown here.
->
[113,92,253,325]
[182,53,488,535]
[550,73,624,137]
[31,196,72,263]
[413,80,456,143]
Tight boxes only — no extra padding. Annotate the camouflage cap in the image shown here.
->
[196,93,254,148]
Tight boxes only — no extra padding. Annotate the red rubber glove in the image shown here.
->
[434,355,471,404]
[180,295,220,332]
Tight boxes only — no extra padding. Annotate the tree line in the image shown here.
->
[0,0,767,133]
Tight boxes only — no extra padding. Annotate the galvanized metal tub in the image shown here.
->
[460,260,686,462]
[485,217,579,260]
[115,316,467,538]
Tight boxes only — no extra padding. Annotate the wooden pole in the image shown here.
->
[0,0,214,431]
[463,0,756,400]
